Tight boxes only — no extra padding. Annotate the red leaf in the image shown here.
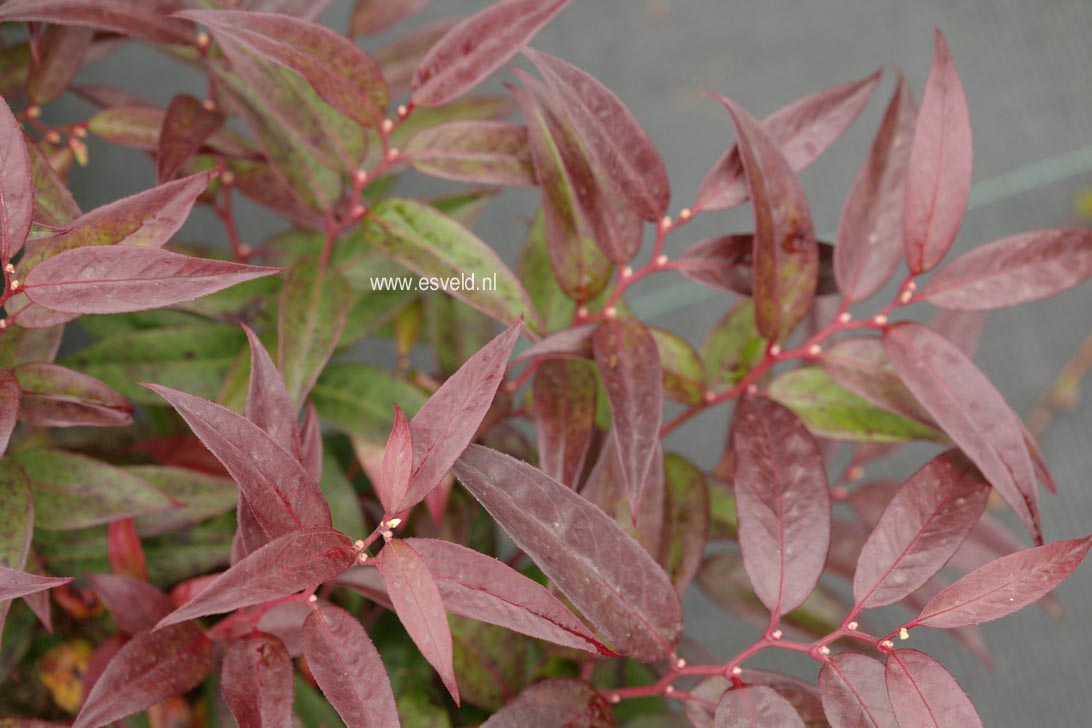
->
[14,363,133,428]
[481,679,612,727]
[0,565,72,601]
[731,396,831,616]
[453,444,683,661]
[819,653,897,728]
[714,685,806,728]
[710,94,819,341]
[350,0,429,36]
[853,451,990,609]
[884,322,1041,541]
[513,324,595,363]
[23,247,281,315]
[144,384,332,539]
[405,120,535,187]
[910,535,1092,629]
[884,649,982,728]
[28,139,81,227]
[902,30,973,274]
[27,25,94,106]
[0,97,33,265]
[375,539,459,703]
[401,320,521,513]
[301,603,399,728]
[87,573,171,635]
[922,228,1092,310]
[0,370,19,456]
[243,325,298,454]
[834,75,918,302]
[697,70,881,211]
[404,538,612,654]
[676,235,839,297]
[221,634,294,728]
[0,0,193,46]
[524,48,670,221]
[411,0,573,107]
[107,517,148,580]
[378,404,412,515]
[178,10,388,127]
[73,623,213,728]
[156,529,355,629]
[532,359,597,487]
[157,94,225,183]
[592,318,663,515]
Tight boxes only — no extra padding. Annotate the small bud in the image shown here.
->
[196,31,211,50]
[906,280,918,291]
[881,639,894,649]
[70,139,89,167]
[382,530,393,540]
[678,207,692,221]
[220,170,236,187]
[899,289,913,304]
[350,203,367,219]
[202,98,217,112]
[237,244,252,259]
[769,344,782,356]
[659,215,673,231]
[770,629,782,640]
[808,344,822,357]
[505,380,518,393]
[703,389,717,404]
[899,627,910,640]
[354,168,368,184]
[380,118,394,134]
[308,594,318,603]
[358,552,370,564]
[26,105,41,120]
[655,254,669,266]
[0,319,6,330]
[873,314,888,326]
[831,485,848,500]
[846,621,859,631]
[621,266,634,279]
[4,263,13,274]
[353,539,365,550]
[675,658,687,669]
[838,312,852,323]
[818,646,831,656]
[9,279,19,291]
[577,306,589,318]
[731,666,743,677]
[397,104,409,118]
[604,306,618,319]
[387,517,402,528]
[746,384,758,395]
[846,465,864,481]
[45,130,62,145]
[664,685,675,695]
[73,125,88,139]
[610,694,621,704]
[386,147,399,161]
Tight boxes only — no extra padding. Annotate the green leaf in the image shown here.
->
[707,476,738,540]
[767,367,944,443]
[278,259,351,405]
[366,198,538,328]
[659,453,709,592]
[15,450,173,530]
[649,328,705,405]
[0,461,31,570]
[0,324,62,368]
[518,211,576,332]
[127,466,237,537]
[449,615,529,711]
[62,325,247,405]
[701,300,765,390]
[311,363,427,443]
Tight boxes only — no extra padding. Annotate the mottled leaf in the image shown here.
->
[157,94,225,183]
[532,359,597,486]
[14,363,132,428]
[278,259,351,405]
[660,453,709,592]
[406,120,535,186]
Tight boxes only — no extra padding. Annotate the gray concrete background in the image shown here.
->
[54,1,1092,725]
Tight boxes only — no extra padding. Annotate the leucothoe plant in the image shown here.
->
[0,1,1091,726]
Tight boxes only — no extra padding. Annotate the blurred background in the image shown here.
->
[43,1,1092,724]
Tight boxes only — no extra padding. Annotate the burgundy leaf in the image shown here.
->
[301,603,399,728]
[0,565,72,601]
[711,94,819,341]
[28,139,81,227]
[524,48,670,221]
[884,649,982,728]
[581,429,665,556]
[411,0,573,107]
[379,404,412,515]
[884,322,1040,541]
[401,320,521,513]
[157,94,225,183]
[853,450,990,609]
[697,70,881,211]
[143,383,330,539]
[453,444,683,661]
[592,318,663,515]
[73,623,213,728]
[922,228,1092,310]
[834,75,918,302]
[0,0,194,46]
[819,653,897,728]
[23,246,280,315]
[375,539,459,703]
[350,0,429,36]
[823,338,933,424]
[405,120,535,187]
[714,685,806,728]
[0,97,33,264]
[513,324,595,363]
[178,10,388,127]
[28,25,94,106]
[14,363,133,428]
[221,634,293,728]
[731,396,831,616]
[156,529,354,629]
[902,30,973,274]
[676,235,839,297]
[0,370,19,456]
[532,359,597,487]
[404,537,612,654]
[107,517,148,580]
[481,679,612,727]
[243,325,298,453]
[910,535,1092,629]
[19,170,217,271]
[87,573,171,635]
